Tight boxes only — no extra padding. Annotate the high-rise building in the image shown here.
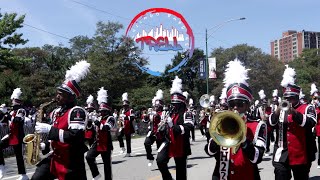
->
[271,30,320,62]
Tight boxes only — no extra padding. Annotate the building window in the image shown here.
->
[293,46,296,49]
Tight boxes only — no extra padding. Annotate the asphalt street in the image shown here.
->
[1,130,320,180]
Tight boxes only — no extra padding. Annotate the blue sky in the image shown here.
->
[1,0,319,72]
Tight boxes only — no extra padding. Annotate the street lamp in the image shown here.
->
[205,17,246,94]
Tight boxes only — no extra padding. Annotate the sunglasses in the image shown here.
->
[228,100,246,108]
[312,96,319,100]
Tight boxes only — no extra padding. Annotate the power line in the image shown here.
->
[23,23,71,40]
[69,0,155,28]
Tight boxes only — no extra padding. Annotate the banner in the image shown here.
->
[208,57,217,79]
[198,58,206,79]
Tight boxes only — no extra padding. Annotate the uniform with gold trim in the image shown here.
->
[32,60,90,180]
[205,59,266,180]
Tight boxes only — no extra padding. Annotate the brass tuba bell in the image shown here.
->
[209,111,246,153]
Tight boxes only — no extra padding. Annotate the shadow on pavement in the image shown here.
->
[151,164,197,171]
[112,160,126,165]
[310,176,320,180]
[188,156,212,160]
[262,157,272,161]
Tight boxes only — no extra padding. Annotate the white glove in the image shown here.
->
[1,134,9,141]
[40,142,46,150]
[167,117,173,128]
[35,122,52,133]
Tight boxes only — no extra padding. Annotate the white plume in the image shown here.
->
[255,100,259,106]
[155,89,164,100]
[152,97,156,106]
[272,89,278,97]
[223,58,250,88]
[170,76,183,94]
[281,64,296,87]
[219,88,227,100]
[86,95,94,105]
[0,104,7,113]
[310,83,318,95]
[278,97,282,103]
[11,88,22,100]
[97,87,108,104]
[183,91,189,99]
[258,90,266,100]
[299,89,305,99]
[65,60,90,83]
[209,95,215,102]
[122,92,128,102]
[189,98,194,105]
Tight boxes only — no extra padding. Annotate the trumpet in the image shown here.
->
[279,100,290,111]
[23,100,55,165]
[209,110,246,154]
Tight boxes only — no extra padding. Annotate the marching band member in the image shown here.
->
[257,90,268,121]
[86,87,114,180]
[186,98,196,142]
[117,92,135,157]
[156,76,192,180]
[0,88,28,180]
[0,104,12,179]
[310,83,320,169]
[269,65,317,180]
[218,87,228,111]
[209,95,216,110]
[85,95,97,147]
[205,59,267,180]
[299,89,308,104]
[144,89,164,167]
[32,60,90,180]
[198,109,207,138]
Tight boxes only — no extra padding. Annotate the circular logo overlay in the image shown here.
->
[125,8,195,76]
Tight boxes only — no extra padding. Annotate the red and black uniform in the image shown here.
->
[199,110,208,136]
[84,111,97,147]
[117,109,135,154]
[184,109,195,141]
[0,107,26,175]
[156,111,192,180]
[205,115,267,180]
[32,106,88,180]
[144,110,164,161]
[86,116,114,180]
[315,106,320,166]
[8,107,27,175]
[269,103,317,180]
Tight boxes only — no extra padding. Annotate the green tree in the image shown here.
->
[209,44,284,101]
[0,11,28,70]
[289,49,320,100]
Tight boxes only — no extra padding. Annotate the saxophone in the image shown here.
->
[23,100,55,165]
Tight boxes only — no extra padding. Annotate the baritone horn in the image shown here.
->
[209,111,246,153]
[199,94,210,108]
